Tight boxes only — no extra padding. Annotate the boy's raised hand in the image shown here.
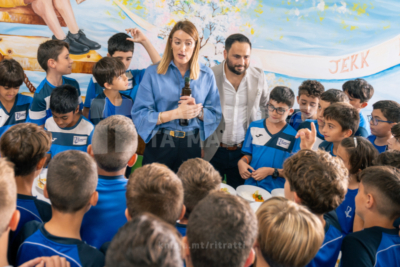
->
[296,122,317,150]
[126,28,148,44]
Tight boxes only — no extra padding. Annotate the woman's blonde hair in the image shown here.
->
[157,20,201,80]
[256,197,325,267]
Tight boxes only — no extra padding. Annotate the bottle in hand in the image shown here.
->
[179,77,192,126]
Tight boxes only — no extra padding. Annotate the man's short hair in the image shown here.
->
[47,150,97,213]
[187,192,258,267]
[92,57,125,88]
[225,34,252,52]
[372,100,400,123]
[176,158,221,218]
[108,33,134,56]
[256,197,325,267]
[320,89,349,104]
[298,80,325,99]
[0,59,25,88]
[283,149,348,214]
[269,86,295,108]
[126,163,184,225]
[0,124,51,176]
[360,166,400,220]
[323,102,360,136]
[37,40,69,72]
[373,151,400,169]
[106,213,183,267]
[0,159,16,232]
[50,85,79,114]
[392,123,400,139]
[342,78,374,103]
[92,115,138,172]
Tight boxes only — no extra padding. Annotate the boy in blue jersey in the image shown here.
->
[176,158,222,237]
[81,115,138,249]
[318,102,359,157]
[12,150,104,267]
[289,80,324,130]
[283,149,348,267]
[45,85,94,158]
[341,166,400,267]
[367,100,400,153]
[342,78,374,137]
[82,29,161,118]
[89,57,132,125]
[28,40,83,126]
[238,86,298,192]
[0,59,32,137]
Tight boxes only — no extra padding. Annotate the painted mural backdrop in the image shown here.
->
[0,0,399,113]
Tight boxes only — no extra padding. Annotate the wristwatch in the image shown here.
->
[272,168,279,179]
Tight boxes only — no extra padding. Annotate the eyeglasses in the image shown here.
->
[367,115,393,126]
[267,104,288,115]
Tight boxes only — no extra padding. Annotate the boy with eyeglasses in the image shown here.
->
[367,100,400,153]
[238,86,299,192]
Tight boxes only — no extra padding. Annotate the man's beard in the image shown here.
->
[226,57,248,75]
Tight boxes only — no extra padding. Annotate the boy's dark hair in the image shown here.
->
[340,137,378,178]
[283,149,348,214]
[225,34,252,52]
[92,57,125,88]
[0,124,51,177]
[392,123,400,139]
[359,166,400,220]
[187,192,257,267]
[50,85,79,114]
[37,40,69,72]
[320,89,349,104]
[324,102,360,136]
[373,151,400,169]
[298,80,325,98]
[108,33,134,56]
[270,86,295,108]
[0,59,25,88]
[47,150,97,213]
[342,78,374,103]
[106,213,183,267]
[372,101,400,123]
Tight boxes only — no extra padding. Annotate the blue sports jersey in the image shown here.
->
[307,211,343,267]
[176,223,187,237]
[295,119,325,151]
[242,119,299,192]
[336,188,358,235]
[89,92,133,125]
[83,69,145,108]
[341,227,400,267]
[367,135,387,154]
[318,141,335,157]
[0,94,32,137]
[45,115,94,158]
[28,77,83,126]
[289,111,303,130]
[355,112,369,137]
[81,175,128,249]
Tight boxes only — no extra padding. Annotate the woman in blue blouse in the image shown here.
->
[131,20,222,172]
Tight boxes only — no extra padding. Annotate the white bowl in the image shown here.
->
[220,183,236,195]
[236,185,271,203]
[250,202,263,213]
[271,188,285,197]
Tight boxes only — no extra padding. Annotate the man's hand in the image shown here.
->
[251,167,273,181]
[238,160,254,179]
[126,28,148,44]
[296,122,317,150]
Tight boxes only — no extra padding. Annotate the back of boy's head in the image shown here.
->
[0,59,24,88]
[372,100,400,123]
[283,149,348,214]
[92,115,138,172]
[92,57,125,88]
[176,158,221,217]
[324,102,359,136]
[320,89,349,104]
[47,150,97,213]
[37,40,69,72]
[269,86,295,108]
[340,137,378,177]
[342,78,374,103]
[126,163,183,225]
[256,197,325,267]
[0,158,16,233]
[392,122,400,138]
[0,123,51,177]
[359,166,400,220]
[187,192,258,267]
[50,84,79,114]
[374,151,400,169]
[106,213,183,267]
[108,33,134,56]
[298,80,325,99]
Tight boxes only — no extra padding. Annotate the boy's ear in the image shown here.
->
[244,248,256,267]
[90,191,99,207]
[87,144,94,157]
[9,209,20,231]
[37,156,47,171]
[366,193,374,210]
[361,102,368,109]
[75,106,80,114]
[296,95,300,104]
[293,192,302,205]
[47,58,56,70]
[178,205,186,221]
[288,108,294,116]
[107,53,111,57]
[343,129,353,138]
[125,208,132,221]
[127,154,138,168]
[43,184,49,199]
[103,82,112,90]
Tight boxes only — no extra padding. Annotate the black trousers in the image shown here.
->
[142,130,201,173]
[209,147,244,189]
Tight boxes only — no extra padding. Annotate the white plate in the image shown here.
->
[236,185,271,203]
[220,183,236,195]
[32,169,50,204]
[271,188,285,197]
[250,202,263,213]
